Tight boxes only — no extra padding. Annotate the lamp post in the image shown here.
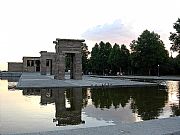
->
[158,64,160,77]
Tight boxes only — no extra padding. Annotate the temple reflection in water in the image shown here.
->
[23,88,85,126]
[2,79,180,134]
[21,81,180,124]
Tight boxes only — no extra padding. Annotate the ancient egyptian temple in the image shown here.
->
[8,38,85,80]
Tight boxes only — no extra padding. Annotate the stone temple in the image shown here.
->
[8,38,85,80]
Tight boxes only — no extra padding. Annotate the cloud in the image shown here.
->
[82,20,135,44]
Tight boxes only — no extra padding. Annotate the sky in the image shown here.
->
[0,0,179,70]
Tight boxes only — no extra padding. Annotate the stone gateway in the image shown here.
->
[8,38,85,80]
[53,39,84,80]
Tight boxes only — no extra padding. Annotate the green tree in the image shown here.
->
[129,40,138,75]
[119,44,130,74]
[98,41,112,75]
[174,54,180,74]
[130,30,169,75]
[130,87,168,120]
[169,18,180,53]
[81,43,90,74]
[90,41,112,75]
[65,55,70,71]
[90,43,100,74]
[108,43,121,74]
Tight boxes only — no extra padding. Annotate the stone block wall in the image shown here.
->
[8,38,84,80]
[71,53,82,80]
[8,62,23,72]
[22,57,40,72]
[40,51,56,75]
[56,39,83,54]
[53,39,84,80]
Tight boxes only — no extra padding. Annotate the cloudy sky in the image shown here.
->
[0,0,179,70]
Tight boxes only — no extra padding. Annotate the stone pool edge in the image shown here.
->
[17,73,158,89]
[3,116,180,135]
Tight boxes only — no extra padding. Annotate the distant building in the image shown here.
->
[8,38,85,80]
[22,57,41,72]
[8,62,23,72]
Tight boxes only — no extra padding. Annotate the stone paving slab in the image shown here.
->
[0,72,22,77]
[94,75,180,81]
[17,73,157,88]
[17,73,76,88]
[4,116,180,135]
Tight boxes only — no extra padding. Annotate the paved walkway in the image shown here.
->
[0,72,22,77]
[17,73,157,88]
[5,116,180,135]
[93,75,180,81]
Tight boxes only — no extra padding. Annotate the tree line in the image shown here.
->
[82,18,180,76]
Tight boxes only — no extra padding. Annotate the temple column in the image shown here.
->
[73,53,82,80]
[54,53,65,80]
[40,51,47,75]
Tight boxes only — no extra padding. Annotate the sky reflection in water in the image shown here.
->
[0,79,179,134]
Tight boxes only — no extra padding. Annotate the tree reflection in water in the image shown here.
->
[90,87,168,120]
[22,82,180,124]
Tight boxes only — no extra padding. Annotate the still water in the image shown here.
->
[0,79,180,134]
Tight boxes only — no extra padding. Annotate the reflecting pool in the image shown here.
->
[0,79,180,134]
